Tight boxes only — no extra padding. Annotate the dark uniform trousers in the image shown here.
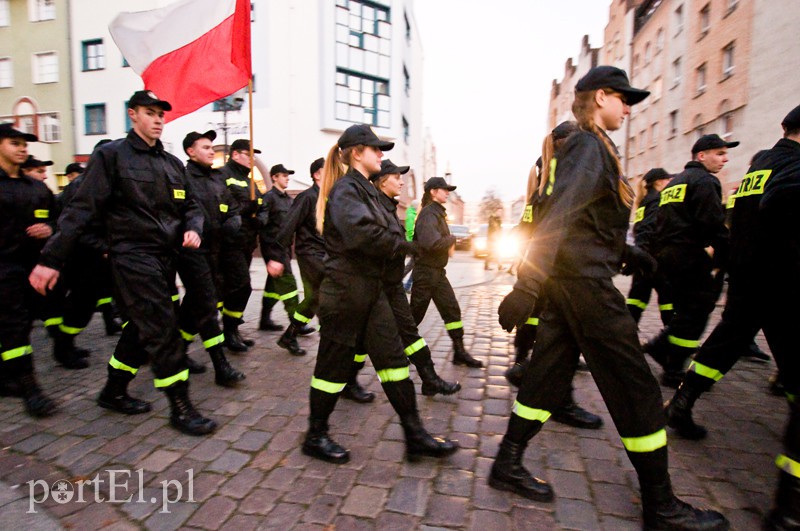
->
[0,267,41,375]
[51,250,114,340]
[626,269,674,325]
[108,252,187,387]
[220,221,257,324]
[293,254,324,325]
[177,250,224,349]
[410,264,463,340]
[261,269,300,322]
[514,317,539,364]
[384,282,436,370]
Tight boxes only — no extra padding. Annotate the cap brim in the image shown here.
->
[253,148,262,154]
[725,141,740,149]
[287,170,295,175]
[619,88,650,106]
[368,140,394,151]
[397,166,410,175]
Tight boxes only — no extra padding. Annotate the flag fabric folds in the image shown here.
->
[110,0,252,122]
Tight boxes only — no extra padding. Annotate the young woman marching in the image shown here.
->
[303,124,458,464]
[492,66,728,529]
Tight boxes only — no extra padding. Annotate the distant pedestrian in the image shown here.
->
[402,199,418,292]
[485,207,503,270]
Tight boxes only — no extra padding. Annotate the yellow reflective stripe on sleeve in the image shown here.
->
[217,301,224,309]
[445,321,463,331]
[2,345,32,361]
[658,303,674,311]
[660,184,687,205]
[222,308,243,319]
[44,317,63,327]
[293,311,312,324]
[95,297,113,307]
[526,317,539,326]
[153,369,189,388]
[173,189,186,200]
[512,401,551,422]
[58,324,84,336]
[219,204,229,213]
[203,334,225,349]
[634,206,645,224]
[376,366,410,383]
[776,454,800,478]
[621,429,667,453]
[257,198,263,205]
[280,290,298,301]
[34,209,49,219]
[404,338,426,356]
[109,355,138,375]
[179,329,196,342]
[667,335,699,349]
[311,376,346,394]
[626,298,648,310]
[171,294,180,302]
[688,361,723,382]
[263,292,281,300]
[354,354,367,363]
[226,177,248,187]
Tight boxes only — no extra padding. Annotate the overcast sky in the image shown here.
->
[414,0,611,203]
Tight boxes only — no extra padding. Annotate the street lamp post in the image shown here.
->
[216,96,245,159]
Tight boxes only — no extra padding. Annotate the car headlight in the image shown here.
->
[498,235,519,258]
[473,237,487,251]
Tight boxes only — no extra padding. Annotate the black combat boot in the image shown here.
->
[164,382,217,436]
[101,304,123,335]
[551,394,603,430]
[208,345,246,387]
[641,479,729,530]
[504,361,527,387]
[97,367,151,415]
[664,373,710,440]
[296,323,316,336]
[642,330,669,369]
[223,316,248,352]
[452,337,483,368]
[769,371,786,397]
[418,364,461,396]
[258,307,283,331]
[277,322,306,356]
[743,340,769,363]
[18,372,57,418]
[766,470,800,530]
[302,418,350,463]
[489,415,553,501]
[341,372,375,403]
[53,330,89,370]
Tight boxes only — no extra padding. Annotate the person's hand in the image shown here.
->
[26,223,52,239]
[183,230,201,249]
[448,244,455,257]
[267,260,284,277]
[620,245,657,277]
[396,240,419,257]
[498,288,537,332]
[29,264,60,295]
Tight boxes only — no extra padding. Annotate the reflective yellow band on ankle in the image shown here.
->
[353,354,367,363]
[404,338,426,356]
[776,454,800,478]
[96,297,113,307]
[667,335,699,348]
[626,298,647,310]
[445,321,463,331]
[525,317,539,326]
[293,311,312,324]
[203,334,225,349]
[179,329,196,342]
[109,355,138,375]
[376,366,410,383]
[121,321,129,329]
[688,361,723,382]
[311,377,346,394]
[222,308,243,319]
[659,303,674,311]
[621,429,667,453]
[2,345,32,361]
[44,317,63,327]
[154,369,189,388]
[512,401,551,423]
[58,324,84,335]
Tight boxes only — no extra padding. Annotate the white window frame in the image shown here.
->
[38,112,61,142]
[32,51,58,84]
[28,0,55,22]
[0,0,10,27]
[722,42,735,78]
[0,57,12,88]
[696,63,706,95]
[672,57,682,87]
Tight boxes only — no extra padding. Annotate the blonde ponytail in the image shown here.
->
[315,144,364,234]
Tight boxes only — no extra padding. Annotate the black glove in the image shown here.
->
[620,245,657,278]
[498,288,538,333]
[396,240,419,257]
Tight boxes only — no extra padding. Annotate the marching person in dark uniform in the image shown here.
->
[20,155,53,182]
[30,90,217,436]
[411,177,483,368]
[219,138,261,352]
[371,159,461,397]
[177,130,246,387]
[303,124,457,464]
[0,123,57,416]
[663,105,800,528]
[626,167,674,326]
[644,134,737,387]
[493,66,727,529]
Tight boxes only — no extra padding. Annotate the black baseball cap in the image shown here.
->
[182,130,217,153]
[309,157,325,176]
[127,90,172,111]
[424,176,456,192]
[338,124,394,150]
[575,65,650,106]
[643,168,670,184]
[230,138,261,154]
[21,155,53,169]
[552,121,579,141]
[0,123,37,142]
[270,164,294,176]
[781,104,800,131]
[64,162,84,174]
[691,134,740,154]
[369,159,410,182]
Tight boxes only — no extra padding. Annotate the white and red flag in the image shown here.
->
[109,0,251,122]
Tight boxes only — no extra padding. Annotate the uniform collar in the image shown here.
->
[685,160,708,172]
[269,186,288,198]
[776,138,800,151]
[127,129,164,153]
[226,158,251,177]
[186,159,212,177]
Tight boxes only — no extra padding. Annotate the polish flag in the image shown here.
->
[109,0,251,122]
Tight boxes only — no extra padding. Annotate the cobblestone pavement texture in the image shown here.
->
[0,254,783,530]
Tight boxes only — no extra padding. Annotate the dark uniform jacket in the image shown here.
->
[323,168,404,278]
[184,160,241,253]
[516,130,631,294]
[653,161,729,266]
[39,130,204,270]
[414,202,456,269]
[0,169,54,272]
[56,174,108,255]
[376,191,406,284]
[220,158,261,249]
[276,182,325,261]
[257,186,292,267]
[632,188,661,252]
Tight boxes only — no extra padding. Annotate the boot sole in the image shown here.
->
[97,398,152,415]
[302,445,350,464]
[488,475,555,502]
[215,375,246,388]
[421,384,462,396]
[406,445,459,462]
[170,418,217,436]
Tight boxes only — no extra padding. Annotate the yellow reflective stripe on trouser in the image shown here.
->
[280,290,298,300]
[179,329,196,342]
[59,324,84,335]
[525,317,539,326]
[2,345,32,361]
[153,369,189,388]
[376,366,410,383]
[512,401,551,423]
[445,321,463,331]
[404,338,426,356]
[788,393,797,403]
[217,301,223,309]
[109,355,138,375]
[222,308,243,319]
[263,292,281,300]
[626,298,647,310]
[688,361,723,382]
[203,334,225,349]
[659,303,674,311]
[667,335,699,348]
[621,429,667,453]
[96,297,113,307]
[44,317,63,327]
[354,353,367,363]
[293,311,311,324]
[121,321,129,329]
[776,454,800,478]
[171,294,180,302]
[311,377,346,394]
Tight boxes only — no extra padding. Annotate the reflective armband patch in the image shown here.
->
[34,209,49,219]
[734,169,772,199]
[522,205,533,223]
[219,204,229,213]
[173,189,186,200]
[633,206,645,224]
[257,198,263,205]
[726,194,736,209]
[545,158,557,196]
[659,184,687,206]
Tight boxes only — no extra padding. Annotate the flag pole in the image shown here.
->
[248,78,255,201]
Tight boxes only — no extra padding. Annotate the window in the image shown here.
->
[403,65,410,96]
[124,102,132,131]
[656,29,664,53]
[727,0,739,14]
[32,52,58,84]
[0,58,12,88]
[672,57,682,87]
[122,57,130,68]
[633,54,640,70]
[696,63,707,95]
[335,70,390,127]
[250,0,255,22]
[402,115,409,144]
[82,39,105,71]
[719,100,734,139]
[38,112,60,142]
[651,122,659,147]
[639,130,646,153]
[85,104,106,135]
[693,114,705,139]
[29,0,55,21]
[644,43,651,65]
[670,110,679,137]
[674,5,684,35]
[0,0,9,27]
[652,77,662,101]
[699,4,710,38]
[404,12,411,44]
[722,42,735,78]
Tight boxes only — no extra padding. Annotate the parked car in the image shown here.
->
[448,224,472,250]
[472,223,522,261]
